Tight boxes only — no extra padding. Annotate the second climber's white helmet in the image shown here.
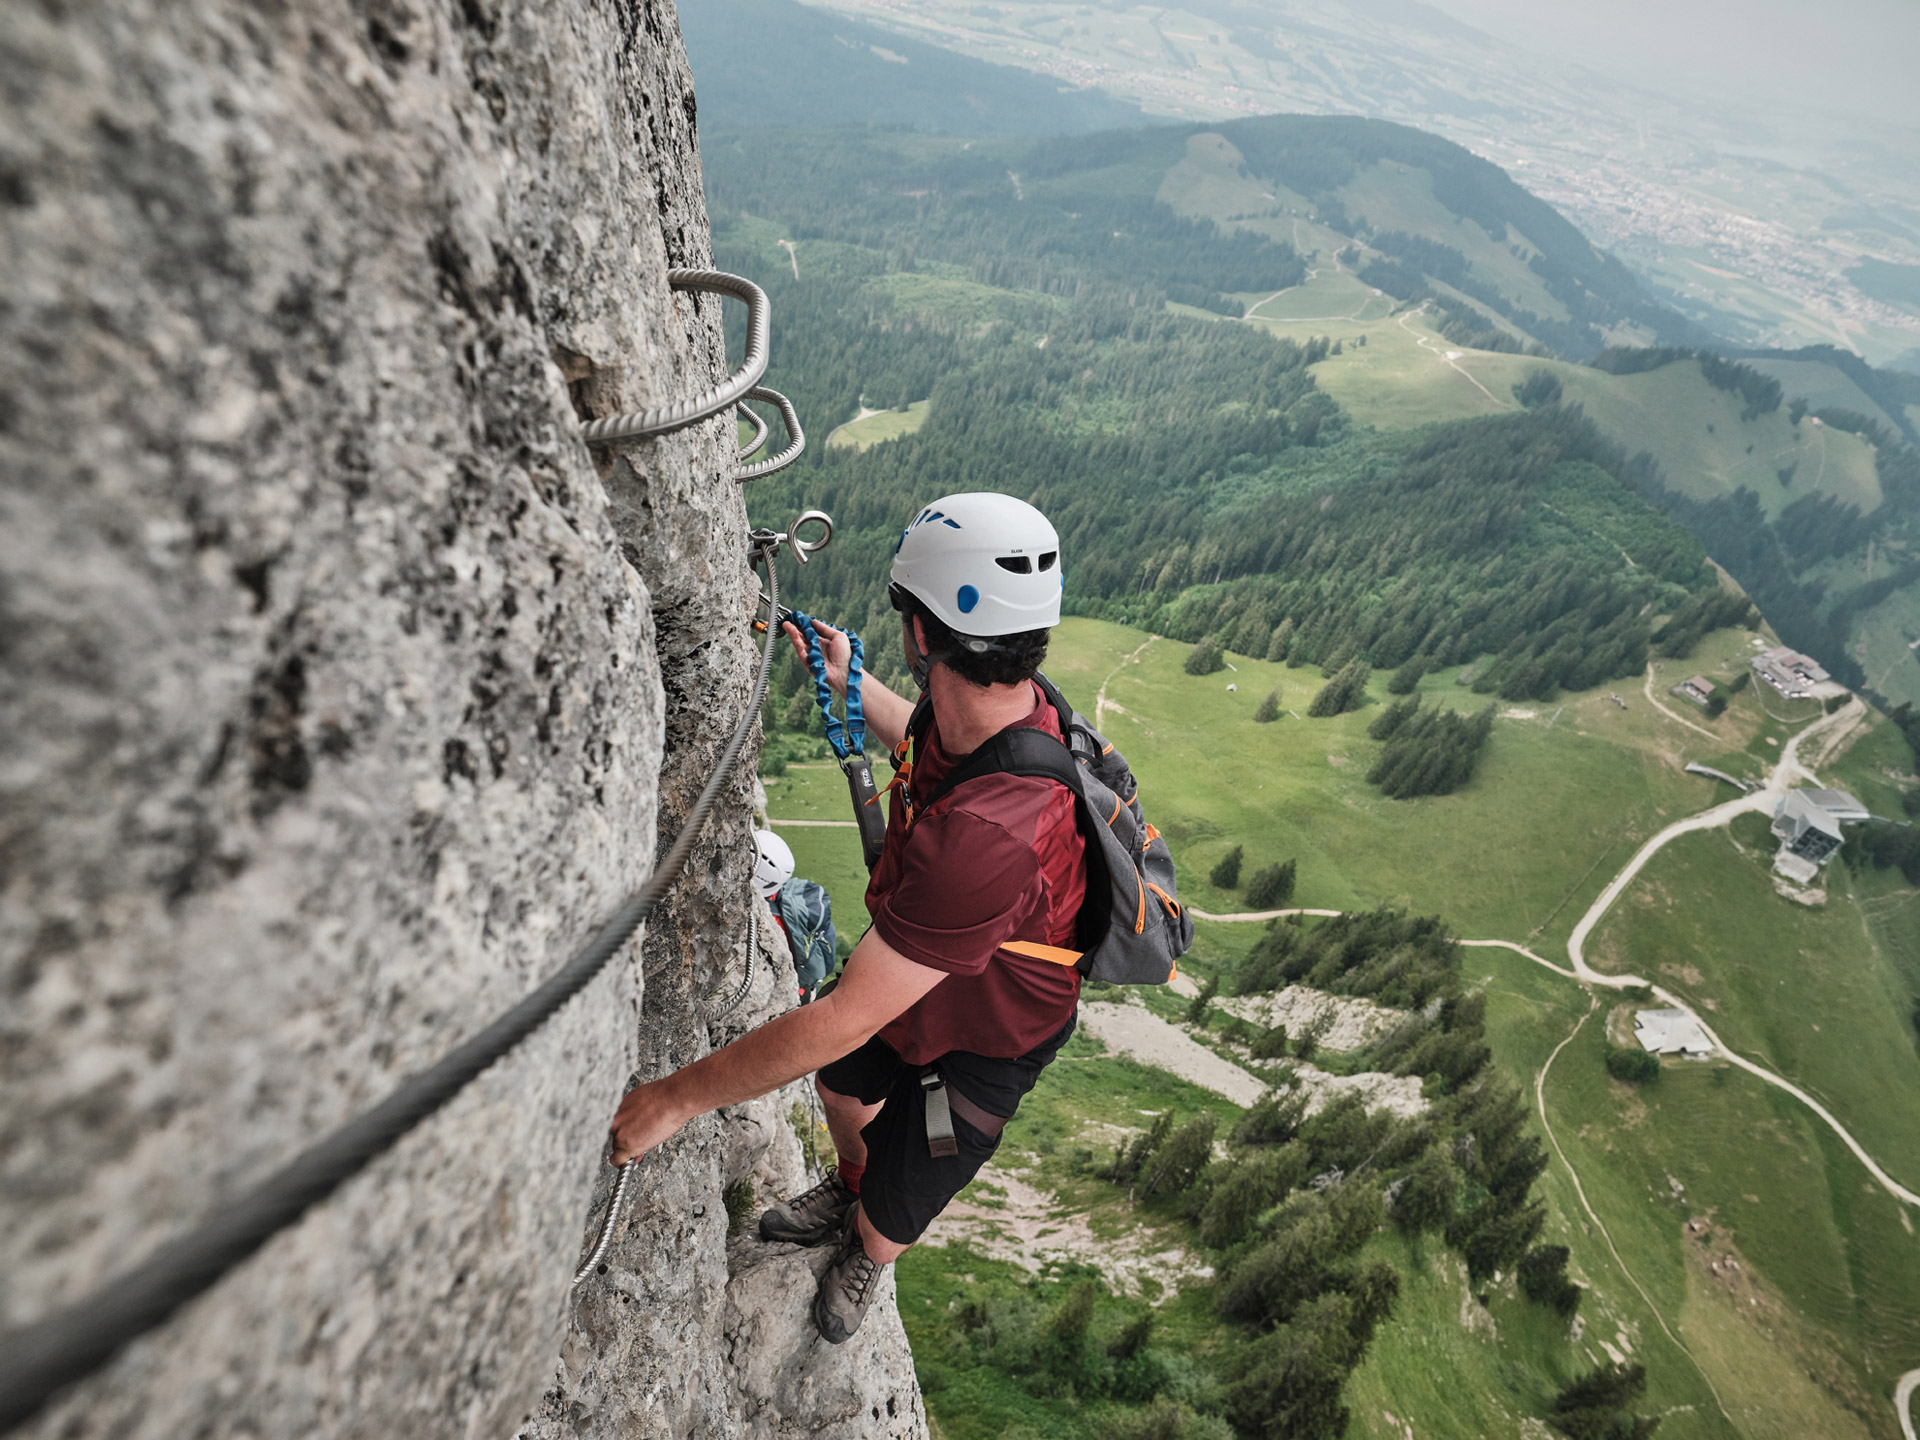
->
[753,829,794,899]
[889,493,1063,639]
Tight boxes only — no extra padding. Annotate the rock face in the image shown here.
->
[0,1,921,1436]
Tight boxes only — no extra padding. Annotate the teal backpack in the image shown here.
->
[776,877,836,997]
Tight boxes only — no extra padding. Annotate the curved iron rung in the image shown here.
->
[735,398,770,462]
[580,269,771,445]
[733,386,805,483]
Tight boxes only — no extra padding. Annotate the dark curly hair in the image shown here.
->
[912,604,1051,688]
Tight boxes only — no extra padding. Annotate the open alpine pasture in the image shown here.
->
[763,617,1920,1440]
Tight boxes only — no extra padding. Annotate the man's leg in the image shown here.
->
[817,1077,880,1170]
[759,1044,897,1246]
[854,1204,910,1264]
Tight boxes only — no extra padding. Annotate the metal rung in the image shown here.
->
[733,386,805,483]
[736,398,769,462]
[580,269,770,444]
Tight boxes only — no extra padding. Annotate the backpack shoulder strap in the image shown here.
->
[915,725,1082,817]
[1030,672,1077,738]
[891,695,935,774]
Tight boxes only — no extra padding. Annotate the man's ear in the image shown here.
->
[911,614,929,655]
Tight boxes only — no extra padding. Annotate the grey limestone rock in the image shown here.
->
[0,0,921,1435]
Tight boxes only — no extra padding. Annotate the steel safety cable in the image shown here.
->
[0,546,792,1434]
[702,896,759,1021]
[577,870,767,1287]
[579,270,770,446]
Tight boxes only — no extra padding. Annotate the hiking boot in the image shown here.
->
[757,1168,856,1246]
[812,1208,885,1345]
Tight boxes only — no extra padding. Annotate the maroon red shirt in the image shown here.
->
[867,684,1087,1063]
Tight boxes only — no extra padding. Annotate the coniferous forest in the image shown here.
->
[718,154,1721,699]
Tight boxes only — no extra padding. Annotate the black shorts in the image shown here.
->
[816,1015,1076,1246]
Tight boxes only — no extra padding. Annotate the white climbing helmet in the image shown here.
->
[753,829,794,899]
[889,493,1063,639]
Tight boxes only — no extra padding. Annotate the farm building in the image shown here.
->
[1799,788,1870,822]
[1678,675,1716,705]
[1634,1010,1713,1057]
[1751,646,1830,698]
[1770,787,1866,880]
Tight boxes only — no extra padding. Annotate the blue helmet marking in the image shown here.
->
[956,584,980,614]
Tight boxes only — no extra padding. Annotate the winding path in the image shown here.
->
[1095,635,1157,732]
[1641,660,1720,740]
[1396,303,1508,409]
[1532,993,1736,1427]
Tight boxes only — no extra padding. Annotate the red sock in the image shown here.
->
[835,1159,865,1195]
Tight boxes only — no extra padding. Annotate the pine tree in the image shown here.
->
[1211,844,1245,889]
[1254,689,1281,723]
[1307,659,1371,717]
[1140,1113,1217,1199]
[1185,637,1226,675]
[1186,975,1220,1026]
[1246,859,1297,909]
[1386,655,1429,694]
[1265,618,1296,662]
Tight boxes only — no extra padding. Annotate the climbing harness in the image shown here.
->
[0,521,819,1428]
[579,270,770,445]
[788,611,889,869]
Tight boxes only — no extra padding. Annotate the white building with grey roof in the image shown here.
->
[1771,787,1867,882]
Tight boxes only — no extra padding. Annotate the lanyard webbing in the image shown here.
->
[789,611,865,760]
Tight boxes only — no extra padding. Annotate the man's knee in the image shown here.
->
[816,1076,858,1110]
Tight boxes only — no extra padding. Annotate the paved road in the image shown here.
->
[1564,695,1854,984]
[1550,698,1920,1207]
[1898,1368,1918,1440]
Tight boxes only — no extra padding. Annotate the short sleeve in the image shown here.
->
[869,807,1042,976]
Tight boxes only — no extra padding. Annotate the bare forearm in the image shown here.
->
[654,1001,862,1123]
[854,672,916,755]
[610,927,945,1164]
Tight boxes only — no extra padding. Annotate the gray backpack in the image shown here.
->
[775,877,836,995]
[900,673,1193,985]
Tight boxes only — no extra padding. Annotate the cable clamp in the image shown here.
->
[749,509,833,565]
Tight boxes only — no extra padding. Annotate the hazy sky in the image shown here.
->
[1418,0,1920,128]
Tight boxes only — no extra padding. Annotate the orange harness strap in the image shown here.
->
[1000,940,1083,967]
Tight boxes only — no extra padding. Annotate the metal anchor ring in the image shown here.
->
[788,509,832,562]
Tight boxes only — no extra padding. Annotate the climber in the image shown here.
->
[754,827,837,1004]
[610,492,1082,1343]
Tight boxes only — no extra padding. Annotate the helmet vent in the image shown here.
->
[1038,551,1058,571]
[995,555,1034,574]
